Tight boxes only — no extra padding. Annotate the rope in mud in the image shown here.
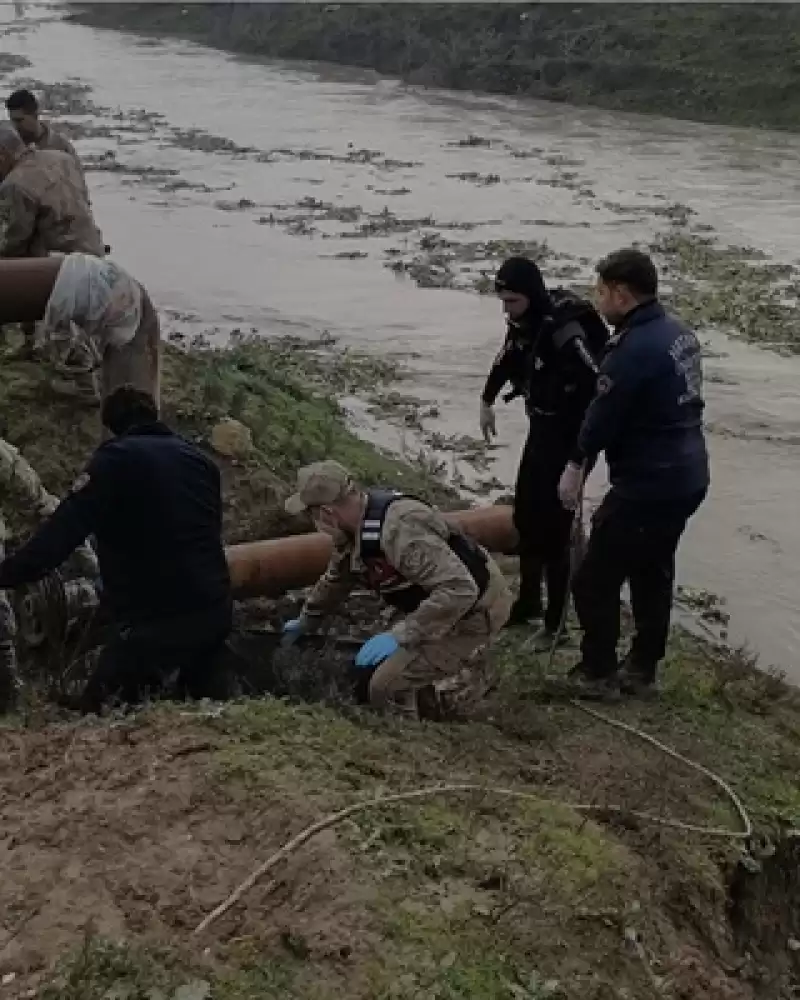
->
[193,741,752,935]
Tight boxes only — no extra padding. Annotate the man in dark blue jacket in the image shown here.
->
[558,248,709,697]
[0,386,232,712]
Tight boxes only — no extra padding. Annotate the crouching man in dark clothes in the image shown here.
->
[0,386,232,712]
[558,249,709,698]
[480,256,608,647]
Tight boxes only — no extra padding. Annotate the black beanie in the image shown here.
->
[494,256,550,315]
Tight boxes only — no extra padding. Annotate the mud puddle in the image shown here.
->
[4,8,800,674]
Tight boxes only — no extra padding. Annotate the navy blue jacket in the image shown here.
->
[572,301,709,501]
[0,422,231,625]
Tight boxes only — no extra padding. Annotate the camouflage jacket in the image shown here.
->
[303,497,495,647]
[0,148,104,258]
[34,123,79,161]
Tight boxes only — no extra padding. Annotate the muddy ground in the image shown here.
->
[3,632,800,1000]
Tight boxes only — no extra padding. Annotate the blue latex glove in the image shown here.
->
[355,632,399,668]
[281,617,306,648]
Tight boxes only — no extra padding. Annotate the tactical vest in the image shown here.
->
[359,490,489,614]
[526,289,609,419]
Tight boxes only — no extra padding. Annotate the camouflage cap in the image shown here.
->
[285,460,354,515]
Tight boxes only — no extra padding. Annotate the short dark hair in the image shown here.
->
[101,385,158,436]
[6,89,38,114]
[596,248,658,299]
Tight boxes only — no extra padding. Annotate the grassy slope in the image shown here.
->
[0,331,454,547]
[5,632,800,999]
[69,3,800,132]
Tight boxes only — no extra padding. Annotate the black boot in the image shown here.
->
[618,654,659,698]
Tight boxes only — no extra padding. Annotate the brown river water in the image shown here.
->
[5,7,800,676]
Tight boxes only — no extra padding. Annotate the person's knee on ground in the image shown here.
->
[367,649,420,717]
[79,634,166,714]
[177,636,238,701]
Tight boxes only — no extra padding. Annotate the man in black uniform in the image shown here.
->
[559,249,709,697]
[480,256,608,647]
[0,386,232,712]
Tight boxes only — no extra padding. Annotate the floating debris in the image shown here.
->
[653,228,800,352]
[447,134,492,148]
[447,171,501,186]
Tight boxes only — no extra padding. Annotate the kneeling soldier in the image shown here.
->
[283,461,512,717]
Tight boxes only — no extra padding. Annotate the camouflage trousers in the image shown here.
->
[368,565,513,718]
[0,592,19,713]
[47,287,161,416]
[99,288,161,405]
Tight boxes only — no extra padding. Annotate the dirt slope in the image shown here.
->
[2,633,800,999]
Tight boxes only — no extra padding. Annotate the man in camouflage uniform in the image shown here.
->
[282,461,512,718]
[0,519,19,713]
[6,89,79,160]
[41,253,161,410]
[0,122,104,259]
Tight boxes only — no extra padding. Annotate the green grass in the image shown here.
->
[70,3,800,132]
[0,329,454,545]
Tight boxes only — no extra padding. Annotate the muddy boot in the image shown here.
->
[544,662,620,702]
[618,657,659,699]
[416,684,445,721]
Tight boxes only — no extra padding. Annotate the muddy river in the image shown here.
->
[4,7,800,676]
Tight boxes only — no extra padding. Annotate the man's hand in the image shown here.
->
[479,401,497,444]
[558,462,584,511]
[355,632,399,668]
[281,616,308,648]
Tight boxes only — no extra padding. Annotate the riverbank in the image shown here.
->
[0,328,454,547]
[2,332,800,999]
[68,3,800,133]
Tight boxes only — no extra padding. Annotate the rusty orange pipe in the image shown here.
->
[226,505,517,598]
[0,257,63,322]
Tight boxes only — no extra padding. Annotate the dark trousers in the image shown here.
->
[513,420,576,630]
[80,602,232,714]
[572,489,706,678]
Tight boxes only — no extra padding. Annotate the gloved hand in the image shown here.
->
[479,400,497,444]
[355,632,399,668]
[558,461,584,511]
[281,616,307,648]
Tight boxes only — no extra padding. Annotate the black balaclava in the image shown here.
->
[494,256,551,325]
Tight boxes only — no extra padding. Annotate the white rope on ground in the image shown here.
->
[193,733,753,936]
[570,700,752,839]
